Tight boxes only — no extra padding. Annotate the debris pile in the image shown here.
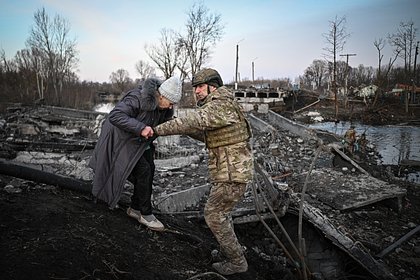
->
[0,105,419,280]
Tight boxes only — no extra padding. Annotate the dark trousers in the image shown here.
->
[128,148,155,215]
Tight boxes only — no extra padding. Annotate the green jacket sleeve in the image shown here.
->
[154,98,239,136]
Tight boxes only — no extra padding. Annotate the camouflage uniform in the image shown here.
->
[344,126,357,154]
[154,86,253,266]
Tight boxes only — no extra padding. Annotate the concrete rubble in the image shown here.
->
[0,104,417,280]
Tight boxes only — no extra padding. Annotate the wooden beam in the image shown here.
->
[376,225,420,258]
[331,145,370,175]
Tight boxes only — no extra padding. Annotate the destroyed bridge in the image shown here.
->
[0,104,414,280]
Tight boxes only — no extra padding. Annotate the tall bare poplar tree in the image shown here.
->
[322,15,349,118]
[26,7,78,105]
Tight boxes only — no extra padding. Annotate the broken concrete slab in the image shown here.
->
[268,110,319,142]
[1,104,415,279]
[294,168,406,212]
[12,151,93,181]
[155,155,201,171]
[288,198,397,280]
[154,184,210,213]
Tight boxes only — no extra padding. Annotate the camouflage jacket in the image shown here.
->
[154,86,254,183]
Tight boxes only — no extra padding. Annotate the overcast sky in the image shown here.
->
[1,0,419,83]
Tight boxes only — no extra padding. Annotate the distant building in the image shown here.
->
[97,91,121,103]
[233,87,287,113]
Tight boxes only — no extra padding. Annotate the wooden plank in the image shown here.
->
[376,225,420,258]
[340,193,405,212]
[331,145,370,175]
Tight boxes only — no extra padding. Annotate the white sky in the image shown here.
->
[0,0,419,83]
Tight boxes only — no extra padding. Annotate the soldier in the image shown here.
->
[357,132,368,155]
[152,68,254,275]
[344,125,357,154]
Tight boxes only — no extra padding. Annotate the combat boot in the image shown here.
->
[212,259,248,275]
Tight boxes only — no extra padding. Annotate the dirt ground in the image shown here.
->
[0,173,300,280]
[1,162,419,280]
[1,98,420,280]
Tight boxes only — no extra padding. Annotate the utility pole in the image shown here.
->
[340,53,356,108]
[235,44,239,90]
[235,39,244,90]
[252,57,258,84]
[414,41,419,85]
[411,41,419,107]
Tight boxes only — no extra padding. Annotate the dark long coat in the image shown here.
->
[89,79,173,208]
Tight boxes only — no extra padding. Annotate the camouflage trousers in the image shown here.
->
[204,182,247,265]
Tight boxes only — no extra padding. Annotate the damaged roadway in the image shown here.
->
[0,105,419,280]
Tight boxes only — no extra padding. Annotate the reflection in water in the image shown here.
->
[368,126,418,165]
[309,121,420,184]
[399,130,411,164]
[309,121,420,165]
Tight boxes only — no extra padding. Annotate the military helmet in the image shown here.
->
[191,68,223,88]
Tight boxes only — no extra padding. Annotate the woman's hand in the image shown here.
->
[140,126,154,139]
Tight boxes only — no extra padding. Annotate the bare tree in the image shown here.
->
[374,38,386,81]
[388,20,418,82]
[177,2,224,80]
[374,38,400,82]
[322,15,350,118]
[14,47,49,101]
[303,59,328,90]
[175,42,190,82]
[145,28,178,79]
[373,38,400,107]
[135,60,156,81]
[109,68,131,93]
[32,47,48,100]
[333,60,349,88]
[143,2,224,83]
[350,64,375,86]
[26,7,78,105]
[14,49,35,100]
[0,48,12,72]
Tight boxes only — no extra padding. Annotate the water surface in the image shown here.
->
[309,121,420,184]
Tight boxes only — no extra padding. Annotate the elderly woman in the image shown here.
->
[89,77,181,231]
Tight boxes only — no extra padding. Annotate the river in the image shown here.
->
[309,121,420,184]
